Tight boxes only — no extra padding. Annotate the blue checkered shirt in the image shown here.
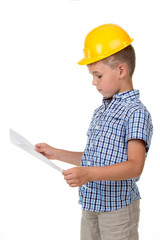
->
[79,90,153,212]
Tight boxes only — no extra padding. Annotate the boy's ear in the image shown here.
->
[118,64,128,79]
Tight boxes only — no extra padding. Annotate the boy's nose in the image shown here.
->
[92,77,98,86]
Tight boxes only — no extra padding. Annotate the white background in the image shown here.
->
[0,0,160,239]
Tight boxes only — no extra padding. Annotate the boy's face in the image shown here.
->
[87,61,122,99]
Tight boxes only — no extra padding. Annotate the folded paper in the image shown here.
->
[10,129,63,173]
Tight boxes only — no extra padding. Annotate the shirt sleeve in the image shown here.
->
[125,108,153,152]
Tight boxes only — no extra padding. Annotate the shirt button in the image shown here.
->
[95,125,99,129]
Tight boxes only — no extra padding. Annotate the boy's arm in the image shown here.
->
[55,149,83,166]
[35,143,83,166]
[62,139,146,187]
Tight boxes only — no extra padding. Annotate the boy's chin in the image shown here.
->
[102,93,113,99]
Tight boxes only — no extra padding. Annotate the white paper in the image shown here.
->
[10,129,63,173]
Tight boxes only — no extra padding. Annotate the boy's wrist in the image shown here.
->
[87,166,97,182]
[87,166,105,182]
[53,148,63,160]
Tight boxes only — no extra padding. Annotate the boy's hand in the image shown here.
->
[35,143,56,159]
[62,167,90,187]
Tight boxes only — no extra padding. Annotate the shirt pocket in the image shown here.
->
[87,114,126,141]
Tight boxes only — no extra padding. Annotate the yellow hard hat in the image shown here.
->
[77,24,133,65]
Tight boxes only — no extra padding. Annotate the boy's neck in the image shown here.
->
[119,77,133,93]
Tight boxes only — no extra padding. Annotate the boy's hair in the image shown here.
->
[101,45,136,77]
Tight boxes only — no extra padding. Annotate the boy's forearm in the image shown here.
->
[88,160,142,182]
[62,158,144,187]
[54,148,83,166]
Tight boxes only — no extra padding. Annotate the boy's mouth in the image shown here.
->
[97,89,102,92]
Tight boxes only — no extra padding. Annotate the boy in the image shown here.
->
[35,24,153,240]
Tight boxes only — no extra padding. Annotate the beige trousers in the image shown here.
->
[80,200,140,240]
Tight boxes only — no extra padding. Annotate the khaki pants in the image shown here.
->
[80,200,140,240]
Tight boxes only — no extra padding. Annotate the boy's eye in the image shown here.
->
[97,75,102,78]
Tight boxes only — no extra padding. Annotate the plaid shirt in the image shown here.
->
[79,90,153,212]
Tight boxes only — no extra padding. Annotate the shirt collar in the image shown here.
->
[103,89,140,104]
